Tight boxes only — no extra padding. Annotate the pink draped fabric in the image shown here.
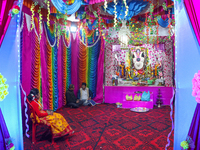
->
[71,32,79,96]
[93,37,104,103]
[184,0,200,45]
[21,16,35,130]
[40,26,49,110]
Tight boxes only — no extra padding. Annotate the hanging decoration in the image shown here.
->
[30,2,37,31]
[38,7,42,41]
[104,0,107,12]
[156,18,159,47]
[47,0,50,27]
[168,9,171,40]
[145,13,149,43]
[51,0,83,15]
[9,1,20,18]
[0,73,9,101]
[105,0,148,20]
[113,0,118,28]
[123,0,128,18]
[97,8,102,36]
[78,36,100,97]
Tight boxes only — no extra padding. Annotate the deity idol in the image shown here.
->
[119,62,126,78]
[132,47,145,75]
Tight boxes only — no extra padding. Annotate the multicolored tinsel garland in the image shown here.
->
[30,2,35,31]
[46,38,54,110]
[47,0,50,26]
[62,30,71,105]
[31,27,41,100]
[79,28,99,46]
[52,43,59,111]
[44,22,56,47]
[38,7,42,40]
[78,37,100,97]
[44,23,57,110]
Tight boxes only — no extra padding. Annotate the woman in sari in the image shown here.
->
[27,88,74,138]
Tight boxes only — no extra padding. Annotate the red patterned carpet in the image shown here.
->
[23,104,174,150]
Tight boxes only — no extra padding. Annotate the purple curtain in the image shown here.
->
[71,33,79,95]
[184,0,200,45]
[57,38,63,108]
[21,16,32,130]
[187,103,200,150]
[0,108,9,150]
[93,38,104,103]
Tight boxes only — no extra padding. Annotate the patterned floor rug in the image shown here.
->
[23,104,174,150]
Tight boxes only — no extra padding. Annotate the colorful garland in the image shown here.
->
[123,0,128,18]
[104,0,107,12]
[38,7,42,41]
[30,2,36,31]
[47,0,50,26]
[78,37,100,97]
[113,0,118,28]
[168,9,171,40]
[31,28,41,101]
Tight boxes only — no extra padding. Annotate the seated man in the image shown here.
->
[77,83,93,106]
[65,84,84,108]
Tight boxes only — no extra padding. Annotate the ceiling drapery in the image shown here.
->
[104,0,149,20]
[51,0,83,15]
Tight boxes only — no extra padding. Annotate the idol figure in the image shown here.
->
[119,62,126,78]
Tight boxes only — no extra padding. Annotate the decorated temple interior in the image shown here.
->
[0,0,200,150]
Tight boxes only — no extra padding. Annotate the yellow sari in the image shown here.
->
[30,101,74,138]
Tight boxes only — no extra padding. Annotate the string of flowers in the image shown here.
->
[38,7,42,41]
[97,8,102,36]
[145,13,149,43]
[104,0,107,12]
[113,0,118,28]
[30,2,37,31]
[155,17,159,47]
[123,0,128,19]
[168,9,171,40]
[47,0,50,26]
